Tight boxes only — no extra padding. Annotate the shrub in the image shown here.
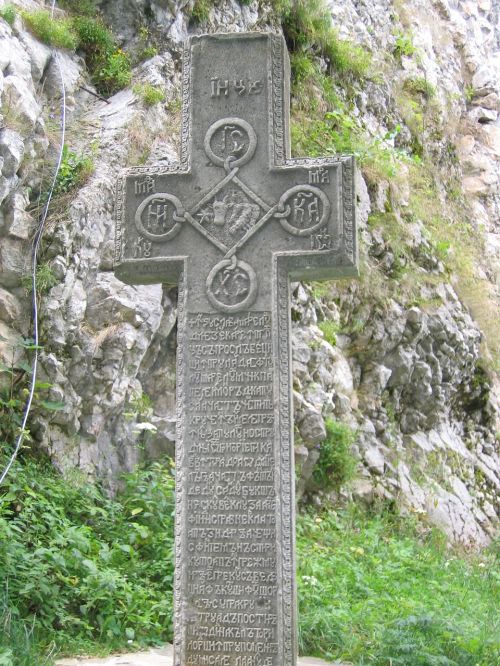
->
[21,10,77,50]
[393,30,415,59]
[190,0,213,23]
[0,4,16,26]
[313,418,357,491]
[0,457,175,660]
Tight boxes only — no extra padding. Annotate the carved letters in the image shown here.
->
[184,312,278,666]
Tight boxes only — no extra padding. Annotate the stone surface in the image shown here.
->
[114,32,357,666]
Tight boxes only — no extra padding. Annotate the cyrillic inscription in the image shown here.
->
[185,311,278,666]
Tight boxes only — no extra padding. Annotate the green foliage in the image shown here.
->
[318,319,339,347]
[464,84,475,104]
[20,11,131,96]
[190,0,213,23]
[276,0,370,80]
[393,30,416,59]
[54,145,94,196]
[297,505,500,664]
[313,418,357,492]
[404,76,436,101]
[0,4,16,26]
[21,10,77,50]
[21,264,58,296]
[72,17,131,95]
[133,84,166,107]
[0,458,175,662]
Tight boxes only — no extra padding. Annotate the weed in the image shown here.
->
[93,49,131,94]
[276,0,370,81]
[393,30,415,59]
[0,457,176,659]
[313,418,357,492]
[0,4,16,26]
[190,0,213,23]
[133,84,166,107]
[53,145,94,196]
[21,264,58,296]
[318,319,339,347]
[404,76,436,100]
[464,84,475,104]
[21,10,77,50]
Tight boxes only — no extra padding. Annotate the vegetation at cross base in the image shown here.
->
[0,455,498,665]
[0,457,176,664]
[297,506,499,664]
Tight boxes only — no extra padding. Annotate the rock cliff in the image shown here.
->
[0,0,498,546]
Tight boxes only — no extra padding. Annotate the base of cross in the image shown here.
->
[55,646,352,666]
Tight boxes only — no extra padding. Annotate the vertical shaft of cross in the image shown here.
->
[174,258,295,666]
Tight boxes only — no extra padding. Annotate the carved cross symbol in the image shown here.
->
[115,32,357,666]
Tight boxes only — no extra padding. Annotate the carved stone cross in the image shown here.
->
[115,32,357,666]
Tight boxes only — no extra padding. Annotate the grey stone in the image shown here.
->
[0,286,22,323]
[114,33,357,666]
[364,446,385,475]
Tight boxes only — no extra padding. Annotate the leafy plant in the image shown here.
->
[190,0,213,23]
[133,84,166,107]
[0,458,175,661]
[54,145,94,196]
[0,4,16,26]
[313,418,357,491]
[21,264,58,296]
[393,30,416,59]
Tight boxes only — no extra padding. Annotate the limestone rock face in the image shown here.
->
[0,0,498,547]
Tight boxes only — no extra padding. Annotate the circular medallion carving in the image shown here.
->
[134,193,184,242]
[277,185,331,236]
[206,257,257,313]
[204,118,257,169]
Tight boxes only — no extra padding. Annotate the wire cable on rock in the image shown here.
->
[0,1,66,487]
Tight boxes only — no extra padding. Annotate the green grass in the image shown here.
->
[20,10,131,95]
[133,84,166,107]
[297,506,500,664]
[21,10,77,49]
[1,457,497,665]
[276,0,370,80]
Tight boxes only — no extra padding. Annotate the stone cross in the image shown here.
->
[114,32,357,666]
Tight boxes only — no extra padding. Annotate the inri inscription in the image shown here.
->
[114,32,358,666]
